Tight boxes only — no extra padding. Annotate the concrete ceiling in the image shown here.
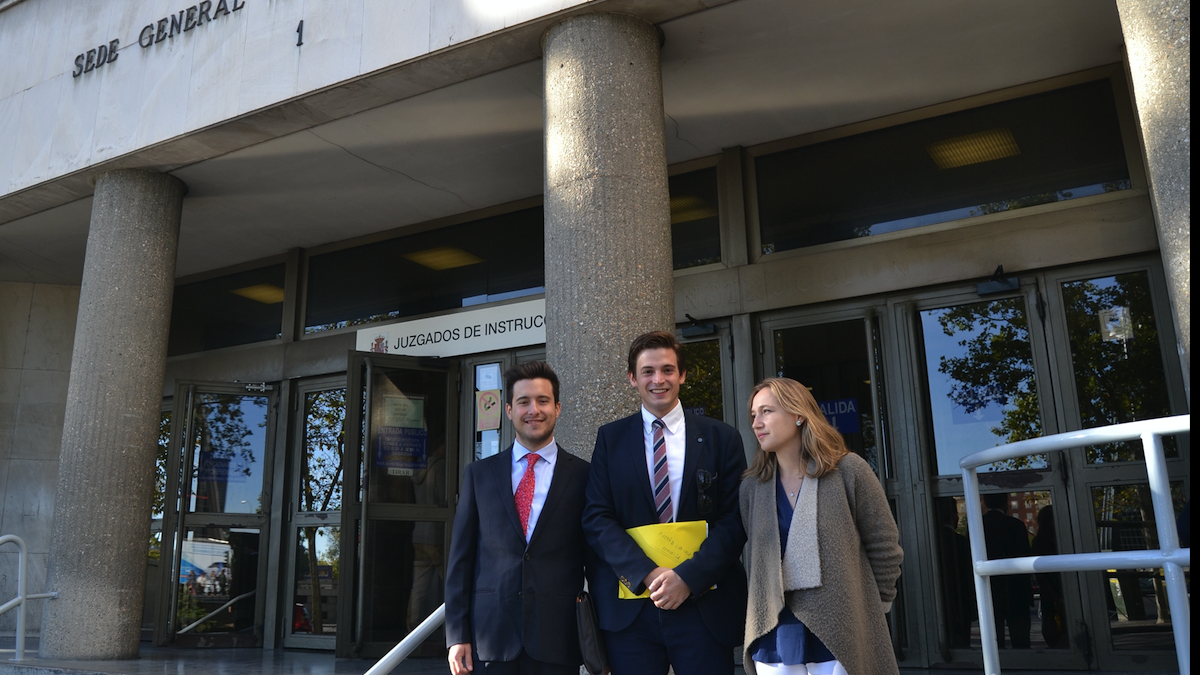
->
[0,0,1123,284]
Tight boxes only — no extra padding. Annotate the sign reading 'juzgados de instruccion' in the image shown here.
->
[355,299,546,358]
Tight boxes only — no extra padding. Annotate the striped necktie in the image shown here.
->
[652,419,672,523]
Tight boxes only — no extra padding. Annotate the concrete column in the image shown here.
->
[40,170,184,659]
[543,14,673,457]
[1116,0,1190,388]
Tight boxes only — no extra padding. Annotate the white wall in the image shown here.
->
[0,0,585,200]
[0,281,78,636]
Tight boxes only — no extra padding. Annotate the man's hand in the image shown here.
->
[647,568,691,610]
[448,643,473,674]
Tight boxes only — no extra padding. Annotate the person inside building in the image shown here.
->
[740,377,903,675]
[583,331,748,675]
[1031,504,1066,648]
[445,361,591,675]
[982,493,1034,649]
[935,497,976,649]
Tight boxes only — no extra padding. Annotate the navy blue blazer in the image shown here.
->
[445,446,590,666]
[583,411,748,648]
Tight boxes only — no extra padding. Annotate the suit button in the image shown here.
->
[524,553,531,561]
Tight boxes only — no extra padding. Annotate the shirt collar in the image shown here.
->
[641,400,685,433]
[514,439,558,463]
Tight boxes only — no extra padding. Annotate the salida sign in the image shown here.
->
[355,299,546,358]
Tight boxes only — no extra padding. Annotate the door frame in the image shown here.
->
[337,351,460,658]
[155,380,280,647]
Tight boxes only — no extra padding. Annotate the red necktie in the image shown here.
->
[515,453,540,536]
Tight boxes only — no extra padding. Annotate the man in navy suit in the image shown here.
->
[446,361,590,675]
[584,331,748,675]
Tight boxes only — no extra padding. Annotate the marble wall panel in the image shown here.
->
[430,0,507,52]
[0,458,58,552]
[296,0,365,95]
[48,64,105,178]
[9,74,63,191]
[184,1,251,132]
[0,371,18,460]
[238,0,304,114]
[360,0,431,74]
[21,285,79,373]
[0,93,21,195]
[0,0,38,101]
[135,25,195,151]
[10,369,69,462]
[0,283,33,369]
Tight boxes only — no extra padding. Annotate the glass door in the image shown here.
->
[910,280,1086,669]
[1042,260,1190,670]
[282,376,347,649]
[155,381,278,647]
[337,353,458,659]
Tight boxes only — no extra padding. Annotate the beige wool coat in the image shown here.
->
[739,453,903,675]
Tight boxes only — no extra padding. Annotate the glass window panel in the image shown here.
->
[679,339,724,421]
[305,208,544,333]
[1061,272,1178,463]
[175,527,259,636]
[303,389,346,513]
[774,320,880,473]
[292,525,339,635]
[919,298,1046,474]
[473,363,503,461]
[756,81,1130,254]
[188,394,270,514]
[168,264,286,356]
[933,493,1063,651]
[1091,482,1187,651]
[670,168,722,269]
[368,369,448,505]
[153,410,170,520]
[362,519,446,651]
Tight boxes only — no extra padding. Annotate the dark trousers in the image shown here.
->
[602,600,733,675]
[478,650,578,675]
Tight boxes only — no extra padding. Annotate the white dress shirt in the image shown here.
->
[512,439,558,543]
[641,401,686,522]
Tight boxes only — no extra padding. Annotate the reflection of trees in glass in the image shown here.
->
[1062,274,1172,462]
[153,412,170,518]
[305,312,401,335]
[192,395,262,513]
[300,389,346,634]
[680,340,723,420]
[933,298,1044,469]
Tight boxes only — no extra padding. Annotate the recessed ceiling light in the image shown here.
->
[404,246,484,271]
[927,128,1020,169]
[670,195,718,224]
[231,284,285,304]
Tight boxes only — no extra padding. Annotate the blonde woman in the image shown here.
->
[740,378,903,675]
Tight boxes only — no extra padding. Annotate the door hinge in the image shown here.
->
[243,382,273,393]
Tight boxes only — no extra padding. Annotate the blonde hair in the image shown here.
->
[743,377,849,482]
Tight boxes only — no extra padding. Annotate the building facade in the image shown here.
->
[0,0,1189,669]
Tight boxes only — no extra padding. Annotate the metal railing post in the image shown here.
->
[0,534,58,662]
[958,415,1190,675]
[363,603,445,675]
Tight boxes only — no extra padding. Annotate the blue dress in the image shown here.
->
[747,475,836,665]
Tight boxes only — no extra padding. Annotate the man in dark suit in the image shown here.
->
[446,361,590,674]
[982,492,1033,649]
[584,331,748,675]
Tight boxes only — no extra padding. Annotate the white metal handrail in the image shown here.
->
[0,534,57,661]
[959,414,1190,675]
[176,589,256,634]
[364,603,445,675]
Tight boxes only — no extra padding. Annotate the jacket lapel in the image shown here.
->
[678,412,703,517]
[489,447,524,541]
[626,415,657,515]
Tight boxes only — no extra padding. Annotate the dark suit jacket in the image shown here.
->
[982,509,1033,611]
[583,411,748,648]
[445,445,591,665]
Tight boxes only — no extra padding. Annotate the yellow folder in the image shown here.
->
[618,521,708,599]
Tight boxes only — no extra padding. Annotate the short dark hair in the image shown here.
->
[626,331,686,374]
[983,493,1009,511]
[504,361,560,403]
